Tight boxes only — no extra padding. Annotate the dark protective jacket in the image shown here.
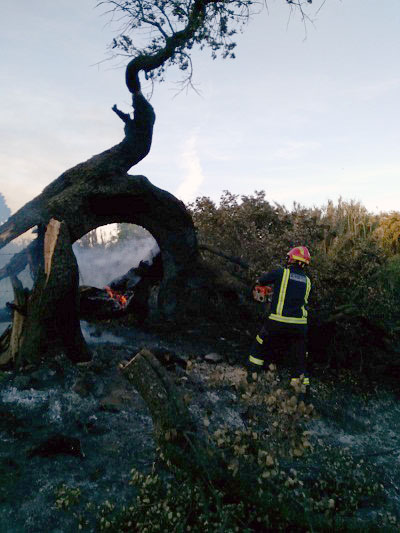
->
[258,265,311,325]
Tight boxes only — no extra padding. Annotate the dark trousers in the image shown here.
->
[248,318,308,379]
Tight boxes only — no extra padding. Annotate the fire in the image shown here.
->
[104,286,128,308]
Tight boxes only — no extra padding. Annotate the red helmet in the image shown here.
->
[287,246,311,265]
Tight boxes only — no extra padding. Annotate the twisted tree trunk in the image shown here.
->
[0,72,199,367]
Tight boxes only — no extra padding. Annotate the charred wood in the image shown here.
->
[109,252,163,292]
[0,173,198,321]
[79,286,134,320]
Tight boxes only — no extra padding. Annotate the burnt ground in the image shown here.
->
[0,319,400,531]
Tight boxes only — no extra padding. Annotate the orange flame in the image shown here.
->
[104,286,128,308]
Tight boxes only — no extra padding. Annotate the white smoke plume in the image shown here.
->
[73,236,160,289]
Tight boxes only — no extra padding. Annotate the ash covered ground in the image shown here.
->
[0,320,400,532]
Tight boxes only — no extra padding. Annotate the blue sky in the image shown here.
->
[1,0,400,216]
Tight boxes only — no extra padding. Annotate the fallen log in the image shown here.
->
[121,349,265,501]
[121,349,199,475]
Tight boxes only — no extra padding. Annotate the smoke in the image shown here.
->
[73,236,160,289]
[175,134,205,204]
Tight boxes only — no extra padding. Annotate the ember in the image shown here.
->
[104,286,128,308]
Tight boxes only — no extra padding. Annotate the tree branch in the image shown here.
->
[112,104,132,124]
[124,0,231,92]
[199,243,249,269]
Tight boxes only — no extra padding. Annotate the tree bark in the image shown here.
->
[15,219,91,366]
[121,349,221,480]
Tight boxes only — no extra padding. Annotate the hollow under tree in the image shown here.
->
[0,0,315,367]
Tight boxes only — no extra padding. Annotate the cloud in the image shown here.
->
[175,134,206,203]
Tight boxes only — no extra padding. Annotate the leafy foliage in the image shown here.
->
[101,0,315,86]
[375,212,400,254]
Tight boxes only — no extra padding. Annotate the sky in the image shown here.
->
[1,0,400,218]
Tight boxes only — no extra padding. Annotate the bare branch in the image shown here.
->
[199,243,249,269]
[112,104,132,123]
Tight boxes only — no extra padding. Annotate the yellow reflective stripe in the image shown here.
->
[303,377,310,385]
[301,276,311,319]
[256,335,263,345]
[305,276,311,302]
[269,314,307,324]
[276,268,290,316]
[290,378,300,384]
[249,355,264,366]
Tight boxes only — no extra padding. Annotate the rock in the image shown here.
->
[204,352,224,364]
[28,434,84,459]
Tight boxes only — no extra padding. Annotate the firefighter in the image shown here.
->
[247,246,312,393]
